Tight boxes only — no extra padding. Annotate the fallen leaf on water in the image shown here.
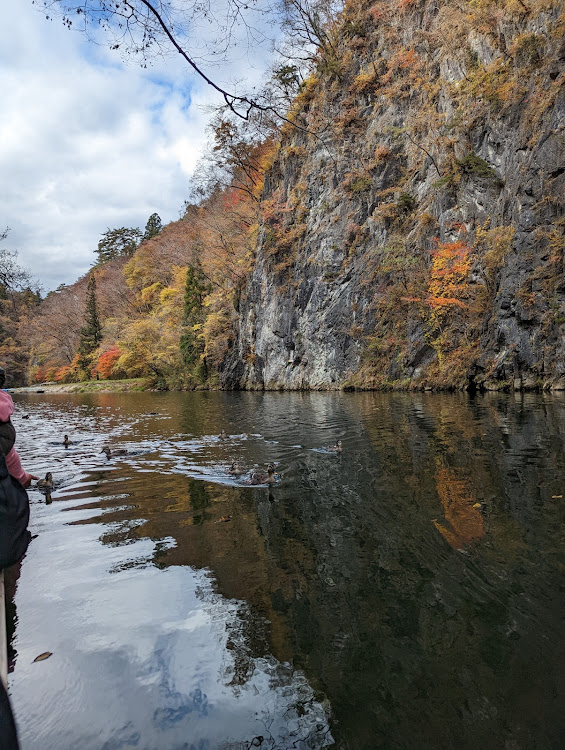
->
[551,495,562,499]
[215,515,232,523]
[33,652,52,663]
[473,503,482,508]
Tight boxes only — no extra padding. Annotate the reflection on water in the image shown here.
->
[6,391,565,749]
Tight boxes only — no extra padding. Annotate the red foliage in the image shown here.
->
[33,366,49,383]
[97,347,122,379]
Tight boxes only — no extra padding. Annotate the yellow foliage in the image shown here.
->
[351,65,378,93]
[202,291,235,368]
[159,266,188,326]
[140,282,163,305]
[116,317,181,378]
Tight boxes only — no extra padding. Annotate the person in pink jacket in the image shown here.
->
[0,368,37,488]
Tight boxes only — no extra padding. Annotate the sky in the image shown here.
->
[0,1,276,293]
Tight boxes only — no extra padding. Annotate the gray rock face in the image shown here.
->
[222,1,565,391]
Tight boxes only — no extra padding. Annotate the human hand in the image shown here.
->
[24,474,39,489]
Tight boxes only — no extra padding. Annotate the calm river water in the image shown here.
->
[4,391,565,749]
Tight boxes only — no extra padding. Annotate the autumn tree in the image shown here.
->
[0,228,34,300]
[78,274,102,375]
[0,229,40,384]
[97,346,123,380]
[25,261,134,382]
[26,285,85,374]
[193,116,277,203]
[279,0,342,66]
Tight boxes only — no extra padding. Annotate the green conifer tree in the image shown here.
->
[143,213,163,241]
[96,227,142,265]
[180,265,208,379]
[78,274,102,376]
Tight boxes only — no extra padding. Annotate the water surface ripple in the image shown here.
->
[5,391,565,750]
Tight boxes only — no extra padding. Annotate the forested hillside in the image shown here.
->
[2,0,564,390]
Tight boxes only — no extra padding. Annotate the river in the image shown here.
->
[4,391,565,749]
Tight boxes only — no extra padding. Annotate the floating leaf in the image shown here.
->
[33,652,52,663]
[215,515,232,523]
[551,495,562,499]
[473,503,482,508]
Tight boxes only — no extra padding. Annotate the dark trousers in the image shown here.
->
[0,679,18,750]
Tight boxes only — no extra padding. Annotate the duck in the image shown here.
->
[218,430,228,439]
[245,464,277,485]
[63,434,71,447]
[326,440,343,453]
[227,461,244,477]
[36,472,53,490]
[101,445,128,458]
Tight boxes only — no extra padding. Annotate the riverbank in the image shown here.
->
[10,374,565,395]
[9,378,150,394]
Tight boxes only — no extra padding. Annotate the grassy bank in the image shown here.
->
[10,378,150,394]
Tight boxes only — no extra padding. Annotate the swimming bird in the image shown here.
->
[246,464,277,485]
[218,430,228,439]
[326,440,343,453]
[101,445,128,458]
[227,461,244,477]
[63,434,71,447]
[36,472,53,490]
[21,414,29,420]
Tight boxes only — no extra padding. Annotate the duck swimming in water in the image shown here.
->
[218,430,228,439]
[36,472,53,490]
[326,440,343,453]
[246,464,277,485]
[63,434,71,447]
[101,445,128,458]
[227,461,244,477]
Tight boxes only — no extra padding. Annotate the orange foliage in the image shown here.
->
[382,48,422,82]
[54,365,74,383]
[426,240,472,310]
[97,347,122,379]
[374,145,391,162]
[433,467,483,550]
[33,366,49,383]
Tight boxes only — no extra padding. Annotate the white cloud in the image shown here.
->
[0,2,276,292]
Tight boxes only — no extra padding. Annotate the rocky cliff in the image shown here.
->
[222,0,564,391]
